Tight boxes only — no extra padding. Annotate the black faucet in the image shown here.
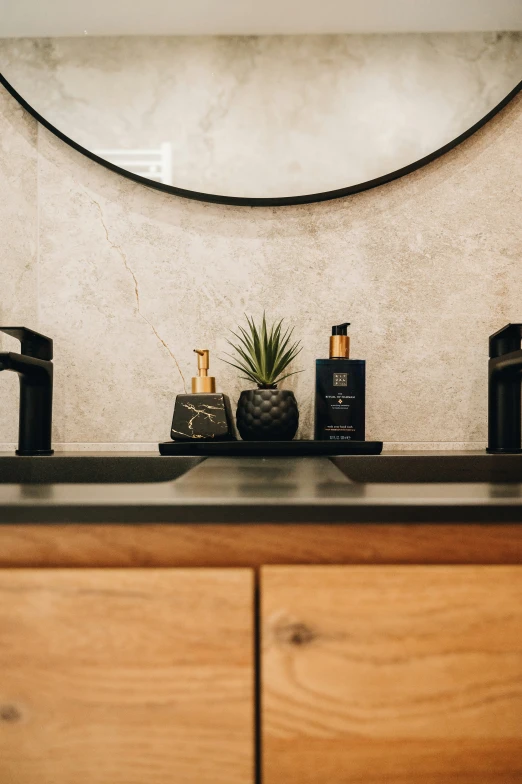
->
[487,323,522,454]
[0,327,54,456]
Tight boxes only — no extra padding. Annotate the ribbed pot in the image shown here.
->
[236,388,299,441]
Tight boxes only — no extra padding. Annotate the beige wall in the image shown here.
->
[0,89,38,446]
[0,84,521,450]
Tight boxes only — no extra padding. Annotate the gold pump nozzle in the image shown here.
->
[329,322,350,359]
[192,349,216,393]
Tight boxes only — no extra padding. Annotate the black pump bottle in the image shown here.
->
[314,322,366,441]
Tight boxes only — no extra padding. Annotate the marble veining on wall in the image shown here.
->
[0,82,521,451]
[1,32,521,197]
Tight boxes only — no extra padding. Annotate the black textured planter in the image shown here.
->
[236,388,299,441]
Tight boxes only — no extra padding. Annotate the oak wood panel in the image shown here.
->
[0,568,254,784]
[1,523,522,568]
[262,565,522,784]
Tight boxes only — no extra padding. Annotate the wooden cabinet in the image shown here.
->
[3,526,522,784]
[0,568,254,784]
[262,565,522,784]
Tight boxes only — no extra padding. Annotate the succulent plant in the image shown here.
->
[223,313,302,388]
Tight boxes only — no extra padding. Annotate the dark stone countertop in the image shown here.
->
[1,450,522,523]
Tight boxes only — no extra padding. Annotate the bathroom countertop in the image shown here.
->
[0,451,522,523]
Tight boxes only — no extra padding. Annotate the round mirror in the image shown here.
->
[1,0,521,204]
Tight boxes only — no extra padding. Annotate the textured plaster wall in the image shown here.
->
[0,88,38,445]
[0,84,521,450]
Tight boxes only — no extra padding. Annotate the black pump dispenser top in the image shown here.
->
[332,323,350,336]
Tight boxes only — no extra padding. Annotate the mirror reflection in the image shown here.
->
[1,3,521,200]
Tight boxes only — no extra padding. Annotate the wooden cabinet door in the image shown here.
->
[0,568,254,784]
[262,565,522,784]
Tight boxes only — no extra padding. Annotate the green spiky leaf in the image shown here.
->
[222,312,303,387]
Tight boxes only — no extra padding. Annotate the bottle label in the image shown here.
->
[314,362,365,441]
[323,424,356,440]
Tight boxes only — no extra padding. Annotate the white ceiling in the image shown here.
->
[1,0,522,37]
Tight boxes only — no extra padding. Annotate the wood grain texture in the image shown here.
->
[2,523,522,568]
[262,565,522,784]
[0,568,254,784]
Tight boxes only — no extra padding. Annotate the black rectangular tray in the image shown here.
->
[158,440,383,457]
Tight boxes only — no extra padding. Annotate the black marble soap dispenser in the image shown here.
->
[170,350,235,441]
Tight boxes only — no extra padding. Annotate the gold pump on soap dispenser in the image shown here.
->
[170,349,235,441]
[192,349,216,393]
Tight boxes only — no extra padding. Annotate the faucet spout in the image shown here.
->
[0,329,54,456]
[490,349,522,378]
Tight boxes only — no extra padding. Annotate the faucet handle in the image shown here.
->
[0,327,53,361]
[489,323,522,359]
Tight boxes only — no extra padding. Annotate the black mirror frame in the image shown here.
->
[1,72,520,207]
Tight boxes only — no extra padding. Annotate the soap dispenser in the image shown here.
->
[314,323,366,441]
[170,350,235,441]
